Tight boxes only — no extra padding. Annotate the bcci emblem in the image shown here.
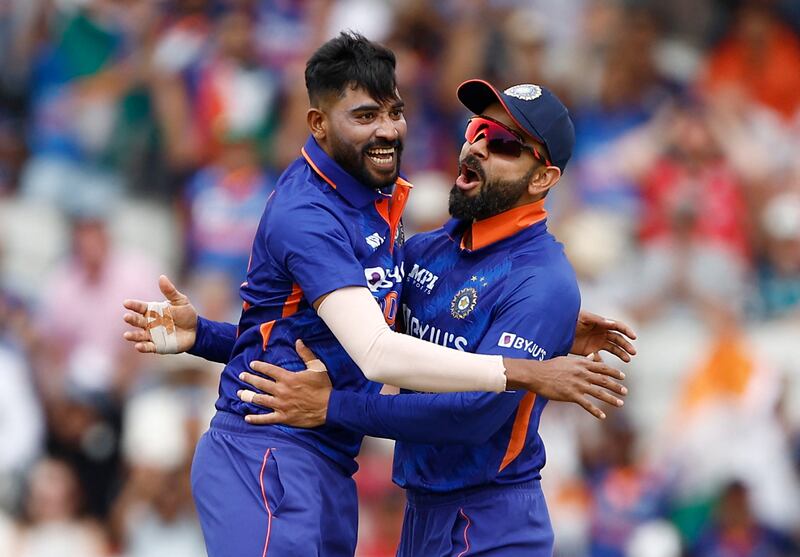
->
[450,287,478,319]
[504,84,542,101]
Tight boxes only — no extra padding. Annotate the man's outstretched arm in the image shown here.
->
[122,275,236,363]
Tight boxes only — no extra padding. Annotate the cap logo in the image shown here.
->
[504,84,542,101]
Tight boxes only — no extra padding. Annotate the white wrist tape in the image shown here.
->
[145,301,179,354]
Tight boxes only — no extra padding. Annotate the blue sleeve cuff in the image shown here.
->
[188,316,236,363]
[325,389,351,428]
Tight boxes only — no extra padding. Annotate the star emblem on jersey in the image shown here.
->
[504,84,542,101]
[450,287,478,319]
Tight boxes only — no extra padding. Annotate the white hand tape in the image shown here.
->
[145,301,179,354]
[306,358,327,372]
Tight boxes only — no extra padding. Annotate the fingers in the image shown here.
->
[248,360,290,381]
[606,318,637,340]
[123,329,151,343]
[295,340,327,372]
[588,372,628,397]
[586,385,625,408]
[600,342,632,363]
[123,299,149,315]
[239,371,278,394]
[123,312,149,330]
[607,332,637,356]
[586,361,625,381]
[133,341,157,353]
[245,412,284,425]
[575,397,606,420]
[237,389,276,409]
[159,274,188,305]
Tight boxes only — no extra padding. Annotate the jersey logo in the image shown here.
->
[365,265,404,293]
[365,233,385,249]
[450,287,478,319]
[403,305,468,350]
[497,332,547,360]
[407,263,440,294]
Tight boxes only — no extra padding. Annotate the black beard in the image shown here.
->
[328,132,403,191]
[449,157,534,221]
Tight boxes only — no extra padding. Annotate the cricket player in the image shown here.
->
[235,80,612,555]
[123,34,631,556]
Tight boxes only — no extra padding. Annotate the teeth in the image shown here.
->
[368,148,394,165]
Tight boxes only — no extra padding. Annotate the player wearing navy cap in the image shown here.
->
[235,79,615,555]
[123,34,633,555]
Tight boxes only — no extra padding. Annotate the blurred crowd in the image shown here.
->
[1,0,800,555]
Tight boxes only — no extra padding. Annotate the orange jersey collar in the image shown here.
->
[461,199,548,251]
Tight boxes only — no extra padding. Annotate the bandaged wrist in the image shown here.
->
[145,301,179,354]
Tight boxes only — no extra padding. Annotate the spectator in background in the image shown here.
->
[703,0,800,122]
[18,0,138,210]
[752,191,800,320]
[0,292,43,513]
[621,97,751,324]
[192,8,281,165]
[36,210,160,399]
[182,137,274,290]
[33,210,161,517]
[148,0,215,173]
[584,415,669,557]
[110,355,214,557]
[690,481,798,557]
[569,6,680,217]
[12,458,109,557]
[178,7,279,289]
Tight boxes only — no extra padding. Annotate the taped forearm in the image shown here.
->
[316,287,506,392]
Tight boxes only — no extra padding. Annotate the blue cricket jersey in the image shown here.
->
[326,200,581,492]
[194,135,411,475]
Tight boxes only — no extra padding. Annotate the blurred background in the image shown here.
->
[0,0,799,555]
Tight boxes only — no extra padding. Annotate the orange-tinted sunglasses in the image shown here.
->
[465,116,551,165]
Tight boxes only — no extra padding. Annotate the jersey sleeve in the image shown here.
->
[479,269,580,362]
[325,269,581,444]
[265,201,367,304]
[187,316,237,363]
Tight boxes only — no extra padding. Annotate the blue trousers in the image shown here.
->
[397,480,553,556]
[191,411,358,556]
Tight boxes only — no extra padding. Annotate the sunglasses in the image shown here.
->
[464,116,551,165]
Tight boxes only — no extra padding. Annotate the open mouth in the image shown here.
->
[455,160,483,192]
[365,146,396,170]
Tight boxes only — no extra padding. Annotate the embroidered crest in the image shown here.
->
[450,287,478,319]
[504,84,542,101]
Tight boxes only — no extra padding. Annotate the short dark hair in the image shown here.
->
[305,31,398,107]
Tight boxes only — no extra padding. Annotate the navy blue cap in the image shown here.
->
[457,79,575,172]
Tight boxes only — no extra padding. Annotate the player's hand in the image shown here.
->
[122,274,198,353]
[570,310,637,362]
[238,340,332,428]
[503,354,627,420]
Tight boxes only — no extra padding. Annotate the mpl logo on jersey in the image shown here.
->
[406,263,440,294]
[497,332,547,360]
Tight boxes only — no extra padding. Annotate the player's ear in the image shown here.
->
[307,108,326,141]
[527,165,561,199]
